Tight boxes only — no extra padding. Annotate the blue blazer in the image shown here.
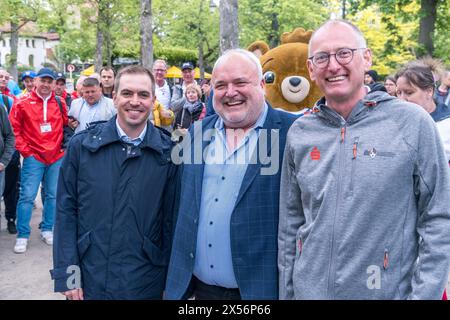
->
[165,106,297,300]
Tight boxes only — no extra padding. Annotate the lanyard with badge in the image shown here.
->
[40,98,52,133]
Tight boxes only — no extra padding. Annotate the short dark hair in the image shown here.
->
[395,62,435,92]
[114,65,155,96]
[82,77,100,87]
[100,66,116,76]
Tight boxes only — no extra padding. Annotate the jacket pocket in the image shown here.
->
[143,236,168,267]
[77,231,91,260]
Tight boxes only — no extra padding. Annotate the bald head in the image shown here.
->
[213,49,263,83]
[309,19,367,57]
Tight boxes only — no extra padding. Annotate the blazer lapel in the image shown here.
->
[192,116,218,214]
[234,107,281,207]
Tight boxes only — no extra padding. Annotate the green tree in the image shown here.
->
[0,0,42,80]
[348,3,418,76]
[349,0,450,58]
[239,0,328,48]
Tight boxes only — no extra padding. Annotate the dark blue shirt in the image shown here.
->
[430,103,450,122]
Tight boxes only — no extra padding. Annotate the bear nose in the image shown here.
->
[290,77,301,87]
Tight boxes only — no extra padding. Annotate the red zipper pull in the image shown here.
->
[383,250,389,270]
[341,127,346,143]
[353,137,359,159]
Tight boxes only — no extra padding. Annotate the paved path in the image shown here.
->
[0,199,64,300]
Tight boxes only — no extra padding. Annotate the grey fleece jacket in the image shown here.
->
[278,90,450,300]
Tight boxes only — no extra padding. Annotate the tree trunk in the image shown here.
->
[198,43,205,79]
[198,0,205,79]
[9,22,19,82]
[268,0,280,48]
[140,0,153,69]
[418,0,438,56]
[105,27,112,67]
[219,0,239,55]
[95,26,104,72]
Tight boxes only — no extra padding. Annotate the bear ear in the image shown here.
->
[281,28,313,44]
[247,41,270,58]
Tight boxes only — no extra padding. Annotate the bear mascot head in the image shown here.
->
[248,28,322,113]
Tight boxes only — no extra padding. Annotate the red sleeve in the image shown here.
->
[9,100,32,157]
[61,99,68,126]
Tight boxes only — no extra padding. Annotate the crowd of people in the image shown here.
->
[0,18,450,300]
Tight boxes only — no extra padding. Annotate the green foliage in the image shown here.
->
[154,47,197,66]
[0,0,40,26]
[348,0,450,66]
[348,2,418,76]
[239,0,329,48]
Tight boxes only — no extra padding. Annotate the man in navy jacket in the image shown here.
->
[51,66,179,300]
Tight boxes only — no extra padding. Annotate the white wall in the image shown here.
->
[0,35,48,70]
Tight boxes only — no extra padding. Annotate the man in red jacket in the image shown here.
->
[9,67,68,253]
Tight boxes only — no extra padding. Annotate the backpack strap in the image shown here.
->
[2,94,10,112]
[55,95,63,115]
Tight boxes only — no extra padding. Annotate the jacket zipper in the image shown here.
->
[350,137,359,195]
[383,249,389,270]
[327,124,346,298]
[298,238,303,258]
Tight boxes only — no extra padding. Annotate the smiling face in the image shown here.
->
[182,68,195,85]
[152,61,167,84]
[307,22,372,109]
[113,73,154,137]
[23,77,35,91]
[212,53,265,129]
[186,88,199,103]
[35,76,55,98]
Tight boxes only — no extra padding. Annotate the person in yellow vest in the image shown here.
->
[152,100,174,127]
[21,71,36,96]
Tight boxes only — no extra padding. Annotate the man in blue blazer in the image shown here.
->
[165,49,298,300]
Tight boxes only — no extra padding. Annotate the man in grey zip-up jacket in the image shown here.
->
[278,19,450,300]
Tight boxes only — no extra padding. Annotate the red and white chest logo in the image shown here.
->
[310,147,321,160]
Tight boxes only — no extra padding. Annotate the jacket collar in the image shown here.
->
[191,103,281,213]
[82,115,168,155]
[315,90,395,126]
[31,89,55,102]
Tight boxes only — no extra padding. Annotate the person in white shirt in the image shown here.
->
[152,59,172,109]
[68,77,116,133]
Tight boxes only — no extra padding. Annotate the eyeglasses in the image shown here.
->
[153,69,167,73]
[308,48,366,68]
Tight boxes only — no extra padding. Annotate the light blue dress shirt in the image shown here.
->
[116,118,147,146]
[193,103,268,288]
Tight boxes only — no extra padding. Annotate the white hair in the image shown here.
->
[153,59,168,69]
[213,48,263,82]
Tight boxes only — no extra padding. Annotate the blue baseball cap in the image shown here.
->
[21,70,36,81]
[36,67,56,80]
[181,62,194,70]
[55,72,66,82]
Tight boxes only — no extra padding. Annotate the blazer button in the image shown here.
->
[193,219,197,224]
[189,253,194,259]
